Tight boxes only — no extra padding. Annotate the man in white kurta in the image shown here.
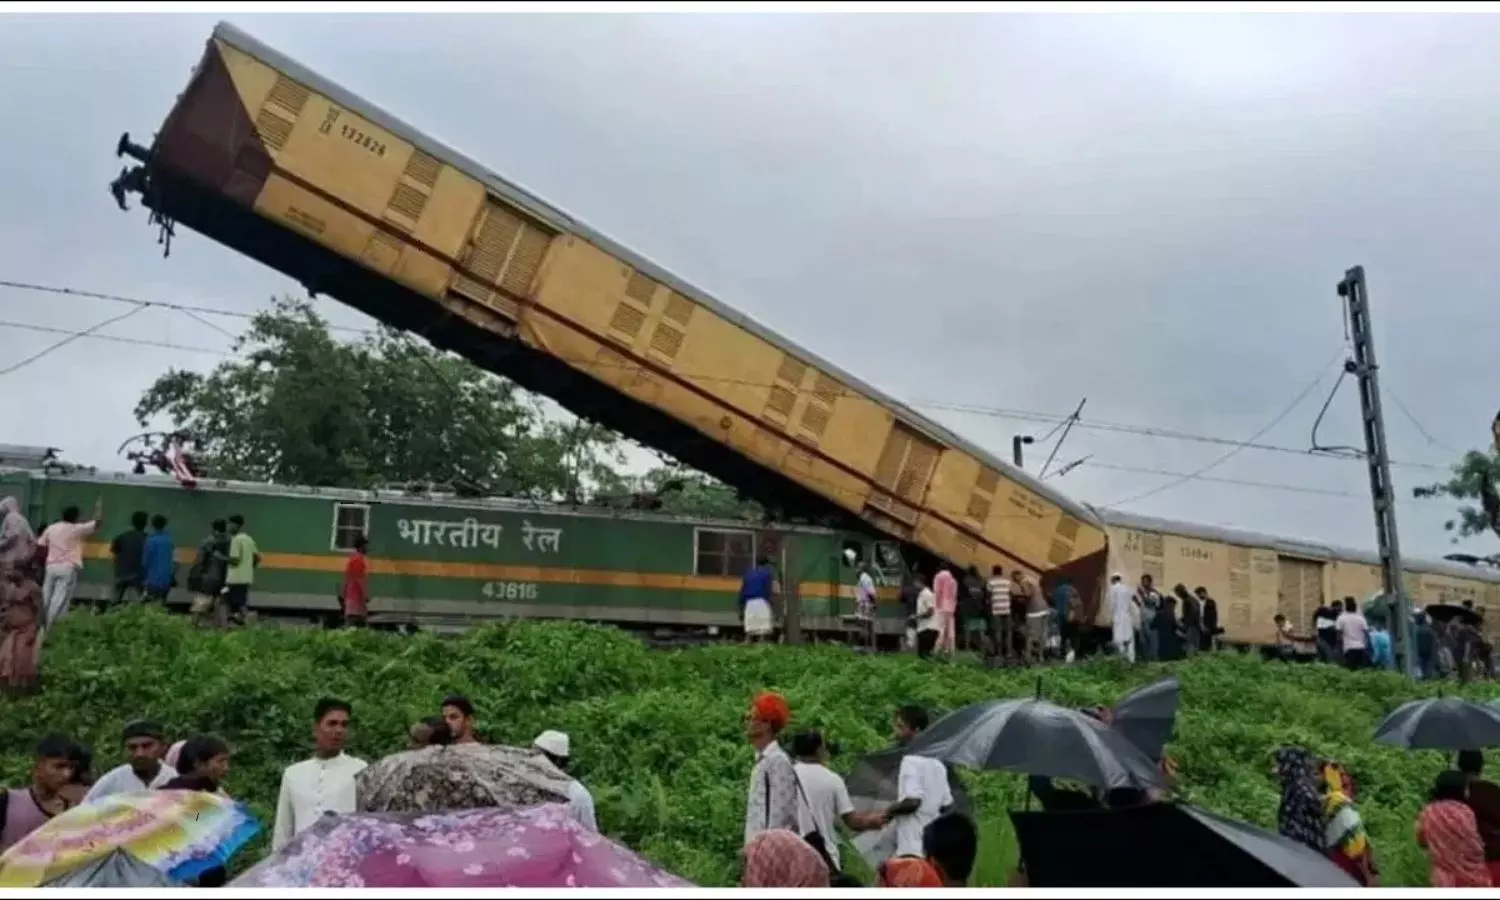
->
[272,699,367,850]
[1107,573,1137,663]
[533,730,597,832]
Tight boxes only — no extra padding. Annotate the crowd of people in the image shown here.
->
[1272,595,1495,681]
[0,694,598,884]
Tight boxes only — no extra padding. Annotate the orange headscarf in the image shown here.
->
[878,857,945,887]
[742,830,829,888]
[749,691,791,732]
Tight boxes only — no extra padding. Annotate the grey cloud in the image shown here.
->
[0,12,1493,561]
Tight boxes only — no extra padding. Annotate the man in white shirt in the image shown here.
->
[854,563,878,650]
[1334,596,1371,670]
[883,705,953,859]
[272,698,367,851]
[532,730,597,832]
[790,730,885,874]
[1107,574,1137,663]
[744,691,798,846]
[914,575,939,660]
[85,720,176,803]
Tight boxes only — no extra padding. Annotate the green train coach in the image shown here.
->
[1,466,907,636]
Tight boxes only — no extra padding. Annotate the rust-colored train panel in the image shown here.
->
[112,22,1110,590]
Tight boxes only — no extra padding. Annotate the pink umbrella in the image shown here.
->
[233,804,691,888]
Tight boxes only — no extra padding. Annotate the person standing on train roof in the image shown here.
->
[340,534,369,628]
[224,514,260,626]
[740,556,776,645]
[442,695,480,744]
[141,515,176,604]
[1108,574,1136,662]
[36,497,102,631]
[931,566,958,657]
[108,511,150,607]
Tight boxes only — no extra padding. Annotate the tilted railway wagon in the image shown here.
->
[108,22,1108,602]
[1097,508,1500,645]
[2,467,905,636]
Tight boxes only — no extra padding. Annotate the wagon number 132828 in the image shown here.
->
[481,582,539,601]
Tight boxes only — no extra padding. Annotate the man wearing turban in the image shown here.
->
[744,691,798,847]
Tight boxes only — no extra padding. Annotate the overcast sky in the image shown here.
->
[0,11,1495,560]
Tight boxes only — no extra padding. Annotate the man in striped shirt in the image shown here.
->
[986,566,1012,664]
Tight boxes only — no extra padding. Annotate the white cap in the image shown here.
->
[533,730,570,758]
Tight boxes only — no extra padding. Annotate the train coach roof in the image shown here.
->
[1093,506,1500,586]
[5,465,846,535]
[207,21,1103,531]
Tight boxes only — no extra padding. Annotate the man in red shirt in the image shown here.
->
[340,535,369,628]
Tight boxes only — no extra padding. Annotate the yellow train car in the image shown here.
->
[1097,508,1500,645]
[109,23,1108,590]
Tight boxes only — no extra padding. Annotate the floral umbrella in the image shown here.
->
[0,790,259,887]
[232,803,692,888]
[355,743,571,814]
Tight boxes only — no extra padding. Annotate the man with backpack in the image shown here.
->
[186,519,231,628]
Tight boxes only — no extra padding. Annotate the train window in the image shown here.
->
[694,527,755,577]
[330,502,370,551]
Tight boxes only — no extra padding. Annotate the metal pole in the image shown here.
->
[1012,435,1033,468]
[1337,266,1413,677]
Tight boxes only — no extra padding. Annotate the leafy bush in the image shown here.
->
[0,608,1483,886]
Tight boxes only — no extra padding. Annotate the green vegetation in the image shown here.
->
[0,608,1488,886]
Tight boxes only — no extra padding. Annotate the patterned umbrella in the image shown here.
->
[0,790,259,887]
[355,744,571,814]
[232,803,692,888]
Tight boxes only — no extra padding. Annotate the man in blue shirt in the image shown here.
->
[739,556,776,643]
[1368,619,1395,670]
[142,515,176,603]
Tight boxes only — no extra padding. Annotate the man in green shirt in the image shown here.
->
[225,514,261,626]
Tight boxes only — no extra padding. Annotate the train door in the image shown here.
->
[1277,556,1325,627]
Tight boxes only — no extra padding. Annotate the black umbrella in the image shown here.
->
[40,850,182,888]
[1373,697,1500,750]
[1010,802,1358,888]
[903,698,1164,790]
[1110,676,1179,761]
[1427,603,1483,628]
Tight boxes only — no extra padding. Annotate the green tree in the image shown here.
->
[1412,448,1500,547]
[133,296,626,497]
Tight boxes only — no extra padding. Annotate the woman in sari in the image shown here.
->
[740,830,830,888]
[1417,770,1492,887]
[1322,760,1377,885]
[0,497,34,577]
[1274,747,1325,853]
[0,570,42,696]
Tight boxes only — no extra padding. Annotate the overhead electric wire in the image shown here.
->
[0,277,1455,476]
[1102,350,1349,509]
[0,304,148,377]
[0,316,1371,503]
